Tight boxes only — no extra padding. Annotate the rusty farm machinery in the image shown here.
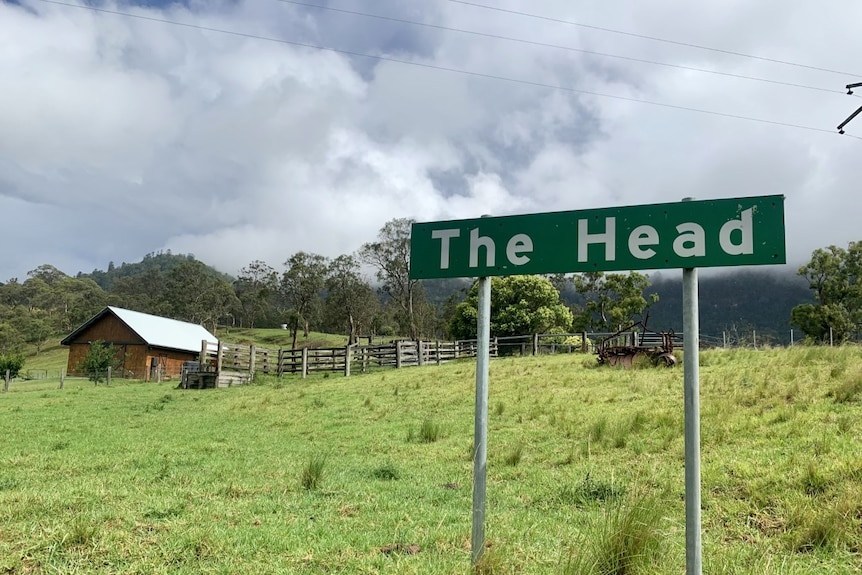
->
[596,318,679,368]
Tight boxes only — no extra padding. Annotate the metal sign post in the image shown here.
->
[683,264,702,574]
[471,274,491,565]
[682,198,702,575]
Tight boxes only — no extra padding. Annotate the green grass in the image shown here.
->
[1,346,862,573]
[214,327,350,349]
[18,344,69,379]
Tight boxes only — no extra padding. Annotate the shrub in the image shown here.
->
[563,335,591,350]
[76,341,123,384]
[0,353,25,379]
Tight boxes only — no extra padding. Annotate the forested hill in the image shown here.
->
[77,251,234,290]
[421,269,814,345]
[642,269,813,345]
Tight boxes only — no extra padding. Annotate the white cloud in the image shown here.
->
[1,0,860,281]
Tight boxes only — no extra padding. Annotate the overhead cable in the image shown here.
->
[28,0,862,140]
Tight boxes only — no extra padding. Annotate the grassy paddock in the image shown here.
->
[214,327,350,349]
[1,346,861,573]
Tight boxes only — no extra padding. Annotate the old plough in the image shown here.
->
[596,318,678,368]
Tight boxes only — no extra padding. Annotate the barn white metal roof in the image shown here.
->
[105,307,217,353]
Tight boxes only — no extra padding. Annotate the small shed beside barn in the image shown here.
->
[61,306,218,381]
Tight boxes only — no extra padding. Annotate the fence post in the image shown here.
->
[301,348,309,379]
[722,331,727,347]
[532,333,539,355]
[581,332,588,353]
[361,346,368,373]
[107,366,112,386]
[492,337,498,357]
[395,341,403,369]
[216,341,224,374]
[60,368,65,390]
[753,330,757,349]
[277,348,284,377]
[436,341,441,366]
[344,345,351,377]
[417,341,425,366]
[3,369,9,392]
[249,345,257,378]
[200,339,208,367]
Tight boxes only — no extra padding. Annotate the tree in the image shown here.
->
[449,275,573,340]
[359,218,422,338]
[27,264,67,286]
[0,352,25,379]
[235,260,278,328]
[791,242,862,343]
[0,278,25,308]
[571,272,658,332]
[0,321,24,355]
[109,269,170,315]
[280,252,328,349]
[10,308,53,355]
[323,254,378,344]
[76,341,123,384]
[50,277,107,333]
[161,261,240,331]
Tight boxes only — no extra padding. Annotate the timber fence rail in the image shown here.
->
[200,338,501,380]
[198,328,703,383]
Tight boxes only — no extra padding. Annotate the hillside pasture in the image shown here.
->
[1,347,861,574]
[215,327,350,349]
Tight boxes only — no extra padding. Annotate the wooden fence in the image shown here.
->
[198,338,500,380]
[194,328,688,384]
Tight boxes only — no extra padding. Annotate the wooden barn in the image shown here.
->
[61,306,218,381]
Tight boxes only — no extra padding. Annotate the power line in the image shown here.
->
[448,0,862,79]
[275,0,846,96]
[27,0,862,140]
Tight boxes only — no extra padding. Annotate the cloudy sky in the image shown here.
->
[1,0,860,281]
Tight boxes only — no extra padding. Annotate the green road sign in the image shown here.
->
[409,195,785,279]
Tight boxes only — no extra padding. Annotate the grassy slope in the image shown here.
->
[19,344,69,378]
[211,327,350,350]
[0,347,861,574]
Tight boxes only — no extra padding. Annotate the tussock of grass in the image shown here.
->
[418,418,442,443]
[371,462,400,480]
[830,373,862,403]
[300,454,327,490]
[557,472,626,506]
[503,442,524,466]
[588,416,608,443]
[562,495,664,575]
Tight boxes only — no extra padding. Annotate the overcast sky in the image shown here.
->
[1,0,860,281]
